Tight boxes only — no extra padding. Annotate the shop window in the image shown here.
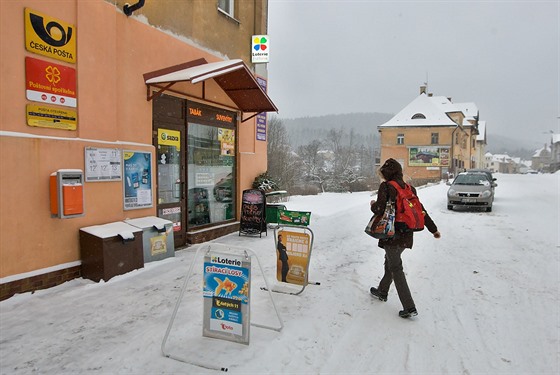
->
[431,132,439,145]
[397,133,404,145]
[218,0,235,18]
[187,109,236,228]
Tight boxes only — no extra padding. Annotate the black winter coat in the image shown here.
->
[371,180,438,249]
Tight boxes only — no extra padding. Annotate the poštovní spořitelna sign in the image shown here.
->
[26,57,77,108]
[203,252,251,344]
[24,8,76,64]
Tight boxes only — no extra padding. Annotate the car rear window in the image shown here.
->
[454,174,490,185]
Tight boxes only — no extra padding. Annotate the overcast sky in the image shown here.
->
[266,0,559,149]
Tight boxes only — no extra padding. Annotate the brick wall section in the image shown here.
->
[0,265,81,301]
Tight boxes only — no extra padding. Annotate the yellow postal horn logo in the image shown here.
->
[30,13,73,47]
[25,8,76,63]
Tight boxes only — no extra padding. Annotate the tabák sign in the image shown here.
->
[26,57,76,108]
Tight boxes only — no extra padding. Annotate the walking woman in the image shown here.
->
[369,158,441,318]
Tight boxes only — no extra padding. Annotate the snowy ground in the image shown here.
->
[0,173,558,374]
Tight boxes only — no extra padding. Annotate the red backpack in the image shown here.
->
[387,181,425,232]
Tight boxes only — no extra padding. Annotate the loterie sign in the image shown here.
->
[202,252,251,344]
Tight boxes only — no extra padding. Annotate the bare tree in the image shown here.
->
[267,116,301,191]
[297,139,325,191]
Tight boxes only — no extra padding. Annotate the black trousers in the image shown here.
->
[378,245,415,310]
[281,260,289,282]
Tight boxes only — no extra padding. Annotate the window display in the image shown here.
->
[187,102,236,228]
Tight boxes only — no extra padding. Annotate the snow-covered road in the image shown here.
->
[1,173,558,374]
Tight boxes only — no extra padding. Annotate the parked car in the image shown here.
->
[447,172,495,212]
[467,168,497,191]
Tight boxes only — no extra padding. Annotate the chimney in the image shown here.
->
[420,85,427,95]
[428,93,433,97]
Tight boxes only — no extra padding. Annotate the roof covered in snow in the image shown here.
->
[378,94,458,127]
[491,153,513,162]
[476,121,486,142]
[456,102,479,124]
[533,144,550,157]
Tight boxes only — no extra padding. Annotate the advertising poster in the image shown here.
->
[408,146,450,167]
[277,209,311,226]
[123,151,153,210]
[218,128,235,155]
[255,77,268,141]
[203,252,250,344]
[276,230,310,286]
[149,234,167,256]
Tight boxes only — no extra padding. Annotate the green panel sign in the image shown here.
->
[277,209,311,226]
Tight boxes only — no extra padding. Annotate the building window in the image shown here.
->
[397,133,404,145]
[431,132,439,145]
[411,113,426,119]
[187,102,236,228]
[218,0,235,17]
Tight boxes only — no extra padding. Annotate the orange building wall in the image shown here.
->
[0,1,266,280]
[379,126,455,181]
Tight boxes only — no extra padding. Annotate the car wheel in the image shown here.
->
[486,206,492,212]
[447,205,453,210]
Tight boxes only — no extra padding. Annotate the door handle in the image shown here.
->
[173,181,184,199]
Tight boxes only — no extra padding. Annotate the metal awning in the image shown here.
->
[143,58,278,121]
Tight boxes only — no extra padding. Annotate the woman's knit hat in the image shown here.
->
[379,158,403,181]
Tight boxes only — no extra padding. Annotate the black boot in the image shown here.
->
[398,307,418,318]
[370,287,387,302]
